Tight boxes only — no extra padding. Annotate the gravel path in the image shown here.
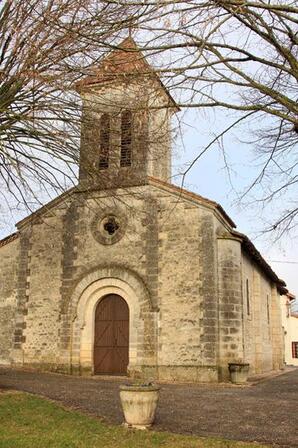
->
[1,367,297,447]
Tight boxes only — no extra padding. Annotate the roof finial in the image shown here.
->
[128,23,133,37]
[128,19,137,38]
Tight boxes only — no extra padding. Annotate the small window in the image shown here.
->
[266,294,270,324]
[99,114,110,169]
[120,110,132,167]
[246,279,250,315]
[292,342,298,358]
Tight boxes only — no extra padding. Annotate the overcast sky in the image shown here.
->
[173,107,298,298]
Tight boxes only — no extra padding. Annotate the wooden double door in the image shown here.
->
[94,294,129,375]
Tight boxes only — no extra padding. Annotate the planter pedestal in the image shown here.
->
[119,385,160,429]
[228,363,250,384]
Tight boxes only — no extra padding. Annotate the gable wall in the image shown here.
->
[10,186,223,381]
[63,187,221,381]
[4,185,284,381]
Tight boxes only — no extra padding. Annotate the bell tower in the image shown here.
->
[77,38,179,189]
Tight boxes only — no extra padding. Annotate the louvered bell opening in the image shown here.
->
[99,114,110,169]
[120,110,132,167]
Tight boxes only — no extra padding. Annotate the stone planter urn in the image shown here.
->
[228,362,250,384]
[119,383,160,429]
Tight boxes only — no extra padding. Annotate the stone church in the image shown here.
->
[0,38,286,382]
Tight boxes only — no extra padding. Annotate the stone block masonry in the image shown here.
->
[217,236,244,381]
[0,184,284,382]
[0,237,19,364]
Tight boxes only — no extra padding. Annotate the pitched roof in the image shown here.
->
[231,229,287,295]
[79,37,146,84]
[0,232,19,248]
[148,176,236,228]
[287,292,296,301]
[16,187,76,229]
[76,37,179,110]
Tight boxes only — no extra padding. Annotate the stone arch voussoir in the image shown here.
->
[69,264,158,373]
[69,264,156,321]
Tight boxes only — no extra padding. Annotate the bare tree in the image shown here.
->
[118,0,298,235]
[2,0,298,236]
[0,0,141,212]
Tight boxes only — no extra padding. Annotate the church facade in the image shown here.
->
[0,39,286,382]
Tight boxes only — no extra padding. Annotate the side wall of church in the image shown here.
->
[216,232,283,380]
[0,238,19,364]
[242,253,283,374]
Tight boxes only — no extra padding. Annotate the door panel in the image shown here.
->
[94,294,129,375]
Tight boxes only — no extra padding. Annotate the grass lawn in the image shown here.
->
[0,392,269,448]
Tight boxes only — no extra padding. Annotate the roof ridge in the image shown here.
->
[231,229,287,294]
[148,177,236,228]
[16,187,76,228]
[148,176,217,204]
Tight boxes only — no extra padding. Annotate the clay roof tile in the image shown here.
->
[0,232,19,248]
[76,37,179,110]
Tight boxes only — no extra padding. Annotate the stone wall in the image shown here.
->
[6,184,223,381]
[271,285,283,370]
[156,194,219,382]
[59,185,221,381]
[1,183,285,382]
[19,213,65,370]
[63,188,159,374]
[217,236,244,381]
[12,187,159,374]
[79,80,173,188]
[0,237,19,364]
[241,253,283,374]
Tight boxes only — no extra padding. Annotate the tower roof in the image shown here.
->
[76,37,179,110]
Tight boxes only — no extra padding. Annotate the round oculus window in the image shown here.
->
[91,208,127,245]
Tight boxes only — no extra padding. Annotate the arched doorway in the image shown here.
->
[94,294,129,375]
